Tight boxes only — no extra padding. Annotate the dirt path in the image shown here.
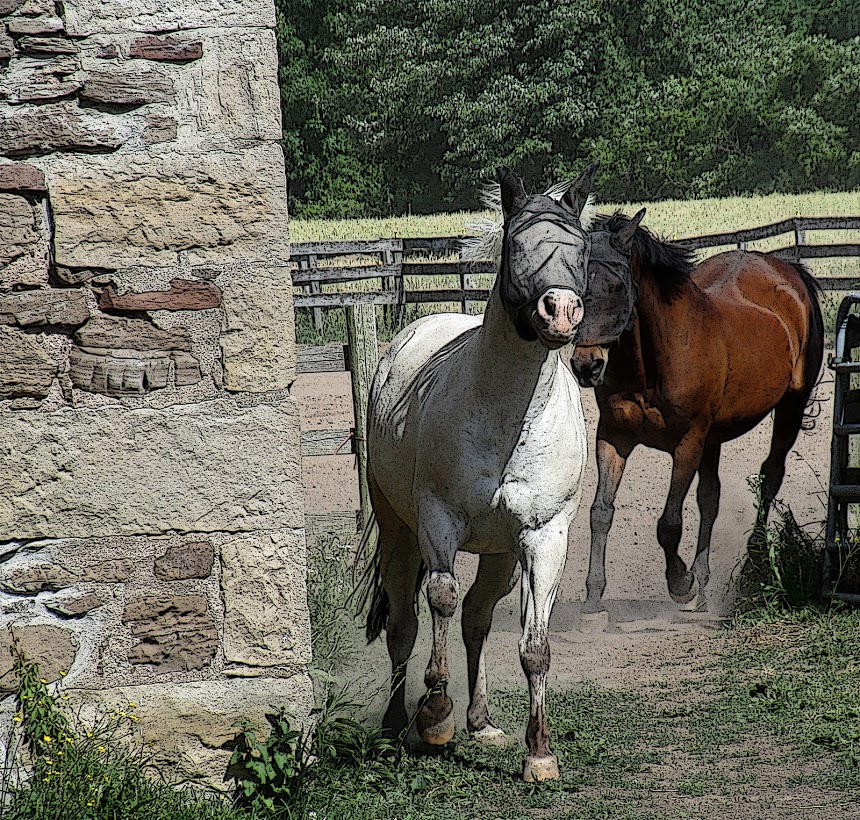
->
[294,365,842,817]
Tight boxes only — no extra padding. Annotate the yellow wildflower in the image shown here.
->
[43,735,52,744]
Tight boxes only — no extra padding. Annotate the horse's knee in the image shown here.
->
[519,631,550,680]
[427,571,459,618]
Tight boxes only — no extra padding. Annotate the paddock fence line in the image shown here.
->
[298,215,860,537]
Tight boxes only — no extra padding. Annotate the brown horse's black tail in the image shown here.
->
[787,260,825,430]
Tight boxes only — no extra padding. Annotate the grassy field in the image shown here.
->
[292,189,860,344]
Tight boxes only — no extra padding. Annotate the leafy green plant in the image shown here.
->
[228,687,397,817]
[2,642,239,820]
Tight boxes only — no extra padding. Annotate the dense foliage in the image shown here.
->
[276,0,860,216]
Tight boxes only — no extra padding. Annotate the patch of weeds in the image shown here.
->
[738,474,823,611]
[306,532,360,672]
[1,642,238,820]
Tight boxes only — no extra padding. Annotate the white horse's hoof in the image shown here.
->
[470,725,508,746]
[420,709,455,746]
[580,610,610,633]
[523,754,560,782]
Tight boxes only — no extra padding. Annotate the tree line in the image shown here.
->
[276,0,860,217]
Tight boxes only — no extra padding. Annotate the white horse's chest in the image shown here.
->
[489,357,587,531]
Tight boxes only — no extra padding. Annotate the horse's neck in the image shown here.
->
[472,288,555,404]
[626,268,699,391]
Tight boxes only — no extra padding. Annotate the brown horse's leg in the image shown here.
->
[462,552,519,742]
[691,443,722,595]
[660,429,707,603]
[754,393,807,533]
[585,435,635,613]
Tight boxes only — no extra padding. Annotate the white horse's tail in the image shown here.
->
[352,509,427,644]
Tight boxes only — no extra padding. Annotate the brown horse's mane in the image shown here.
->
[595,211,696,301]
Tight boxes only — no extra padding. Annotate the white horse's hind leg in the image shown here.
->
[519,518,568,782]
[462,552,519,743]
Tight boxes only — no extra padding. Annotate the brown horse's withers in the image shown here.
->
[571,214,824,610]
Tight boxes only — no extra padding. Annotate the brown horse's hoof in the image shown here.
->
[579,610,610,633]
[668,573,698,605]
[419,708,455,746]
[470,725,508,746]
[523,754,560,782]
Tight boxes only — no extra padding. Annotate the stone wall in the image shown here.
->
[0,0,311,785]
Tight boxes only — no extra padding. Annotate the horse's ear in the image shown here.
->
[611,208,646,252]
[562,161,599,217]
[497,166,527,217]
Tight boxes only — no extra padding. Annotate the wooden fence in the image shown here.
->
[293,216,860,333]
[298,215,860,537]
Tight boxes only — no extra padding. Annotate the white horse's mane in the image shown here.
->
[461,182,597,264]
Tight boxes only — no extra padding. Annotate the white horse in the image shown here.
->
[359,165,597,782]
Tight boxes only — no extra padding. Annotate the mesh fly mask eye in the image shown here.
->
[577,230,638,346]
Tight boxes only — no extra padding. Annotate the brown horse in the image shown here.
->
[570,213,824,611]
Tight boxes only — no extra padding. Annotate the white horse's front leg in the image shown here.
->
[416,496,466,746]
[519,516,568,782]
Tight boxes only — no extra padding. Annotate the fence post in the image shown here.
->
[346,303,379,529]
[299,253,323,334]
[795,222,807,262]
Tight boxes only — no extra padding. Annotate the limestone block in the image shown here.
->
[0,29,13,58]
[80,64,174,106]
[17,36,81,55]
[75,675,313,787]
[0,398,304,539]
[0,561,74,593]
[98,279,221,312]
[63,0,276,36]
[220,265,296,392]
[0,162,46,192]
[5,15,63,35]
[189,29,281,142]
[123,594,217,672]
[129,35,202,62]
[154,541,213,580]
[69,315,201,396]
[45,592,103,618]
[50,144,289,268]
[0,102,125,156]
[0,193,47,283]
[142,113,176,145]
[0,56,82,104]
[0,1,25,16]
[221,530,312,668]
[0,325,56,399]
[81,558,132,582]
[0,288,89,327]
[0,624,78,692]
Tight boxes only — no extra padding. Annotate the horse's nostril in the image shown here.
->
[540,292,558,319]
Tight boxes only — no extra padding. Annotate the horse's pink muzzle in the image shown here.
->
[533,288,584,348]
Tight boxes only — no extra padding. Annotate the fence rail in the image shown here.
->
[292,216,860,325]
